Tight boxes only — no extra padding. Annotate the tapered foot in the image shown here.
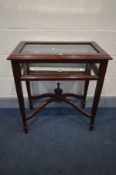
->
[23,125,28,134]
[81,102,86,109]
[89,124,95,131]
[29,103,33,110]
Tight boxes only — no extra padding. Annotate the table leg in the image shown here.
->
[26,81,33,109]
[81,80,89,109]
[81,64,90,109]
[11,62,28,133]
[89,61,108,130]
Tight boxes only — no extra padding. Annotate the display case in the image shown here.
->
[7,41,112,133]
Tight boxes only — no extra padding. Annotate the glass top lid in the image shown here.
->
[21,43,98,54]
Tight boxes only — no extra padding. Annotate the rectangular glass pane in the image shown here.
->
[21,63,86,75]
[29,63,85,72]
[21,43,98,54]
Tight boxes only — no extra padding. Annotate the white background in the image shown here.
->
[0,0,115,97]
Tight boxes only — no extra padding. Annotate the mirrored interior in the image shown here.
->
[21,63,86,75]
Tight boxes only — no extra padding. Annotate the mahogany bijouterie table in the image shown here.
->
[7,41,112,133]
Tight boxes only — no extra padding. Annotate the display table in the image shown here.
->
[7,41,112,133]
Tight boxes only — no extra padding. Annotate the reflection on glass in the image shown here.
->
[22,63,86,75]
[21,43,98,54]
[29,63,85,72]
